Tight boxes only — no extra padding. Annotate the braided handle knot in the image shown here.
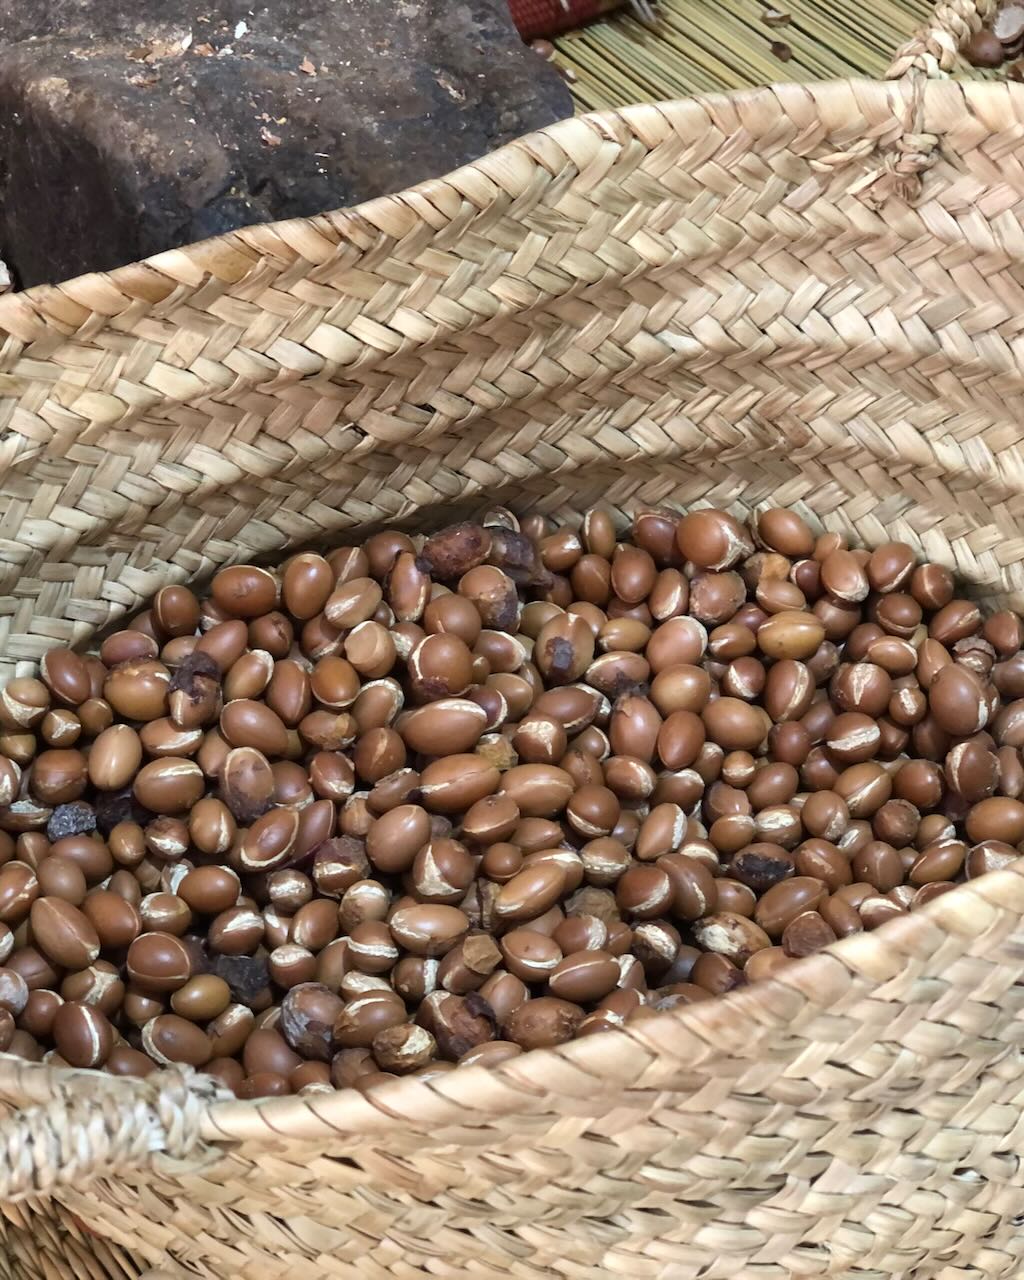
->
[817,0,999,205]
[0,1068,225,1202]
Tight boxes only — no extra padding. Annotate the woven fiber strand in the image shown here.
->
[0,1201,143,1280]
[552,0,940,108]
[5,0,1024,1272]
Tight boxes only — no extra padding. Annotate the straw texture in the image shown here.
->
[552,0,979,109]
[3,0,1024,1273]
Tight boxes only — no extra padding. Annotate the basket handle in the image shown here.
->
[813,0,999,203]
[886,0,997,78]
[0,1061,226,1202]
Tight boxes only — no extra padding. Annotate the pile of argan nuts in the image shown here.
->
[0,506,1020,1099]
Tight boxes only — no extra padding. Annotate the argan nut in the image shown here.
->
[408,634,474,701]
[420,523,492,579]
[548,950,619,1002]
[533,613,596,686]
[133,758,204,813]
[461,794,520,845]
[819,895,863,938]
[219,748,275,824]
[30,750,88,805]
[965,38,1002,76]
[52,1001,115,1068]
[753,877,827,938]
[965,796,1024,845]
[5,949,58,994]
[142,1014,213,1066]
[221,701,290,757]
[458,1040,523,1067]
[266,942,316,989]
[40,649,91,709]
[743,947,793,982]
[79,892,140,951]
[88,725,143,790]
[728,843,795,893]
[691,912,771,965]
[57,957,123,1017]
[929,664,989,737]
[702,699,769,752]
[40,716,83,752]
[339,880,390,932]
[29,897,100,969]
[433,933,498,993]
[126,931,193,992]
[124,990,167,1031]
[282,554,334,620]
[408,839,474,904]
[615,865,673,919]
[494,864,566,923]
[105,1045,157,1078]
[419,756,500,814]
[658,853,718,920]
[0,683,49,740]
[966,839,1020,878]
[290,899,341,952]
[676,510,753,571]
[280,983,344,1060]
[418,990,496,1060]
[400,699,487,756]
[17,989,60,1039]
[211,565,278,618]
[36,856,87,906]
[505,997,584,1051]
[0,968,29,1015]
[237,808,300,873]
[365,804,431,875]
[498,929,562,983]
[389,905,469,957]
[208,1004,255,1058]
[909,841,966,885]
[171,974,232,1022]
[333,993,407,1049]
[372,1023,437,1073]
[781,910,838,957]
[0,863,39,925]
[178,866,241,916]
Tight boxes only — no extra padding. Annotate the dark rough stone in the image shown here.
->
[47,801,97,841]
[0,0,572,286]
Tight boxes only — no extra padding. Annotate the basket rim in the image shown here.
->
[1,860,1019,1144]
[1,76,1022,338]
[193,860,1024,1142]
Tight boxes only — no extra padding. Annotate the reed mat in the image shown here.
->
[552,0,953,107]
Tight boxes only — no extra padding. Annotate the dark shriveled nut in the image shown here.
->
[418,524,492,580]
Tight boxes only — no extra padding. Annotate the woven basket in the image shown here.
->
[3,0,1024,1275]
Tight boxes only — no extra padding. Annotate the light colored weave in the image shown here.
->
[4,0,1024,1275]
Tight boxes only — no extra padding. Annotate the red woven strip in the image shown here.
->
[509,0,608,39]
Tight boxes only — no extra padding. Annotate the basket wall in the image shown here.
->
[2,81,1024,680]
